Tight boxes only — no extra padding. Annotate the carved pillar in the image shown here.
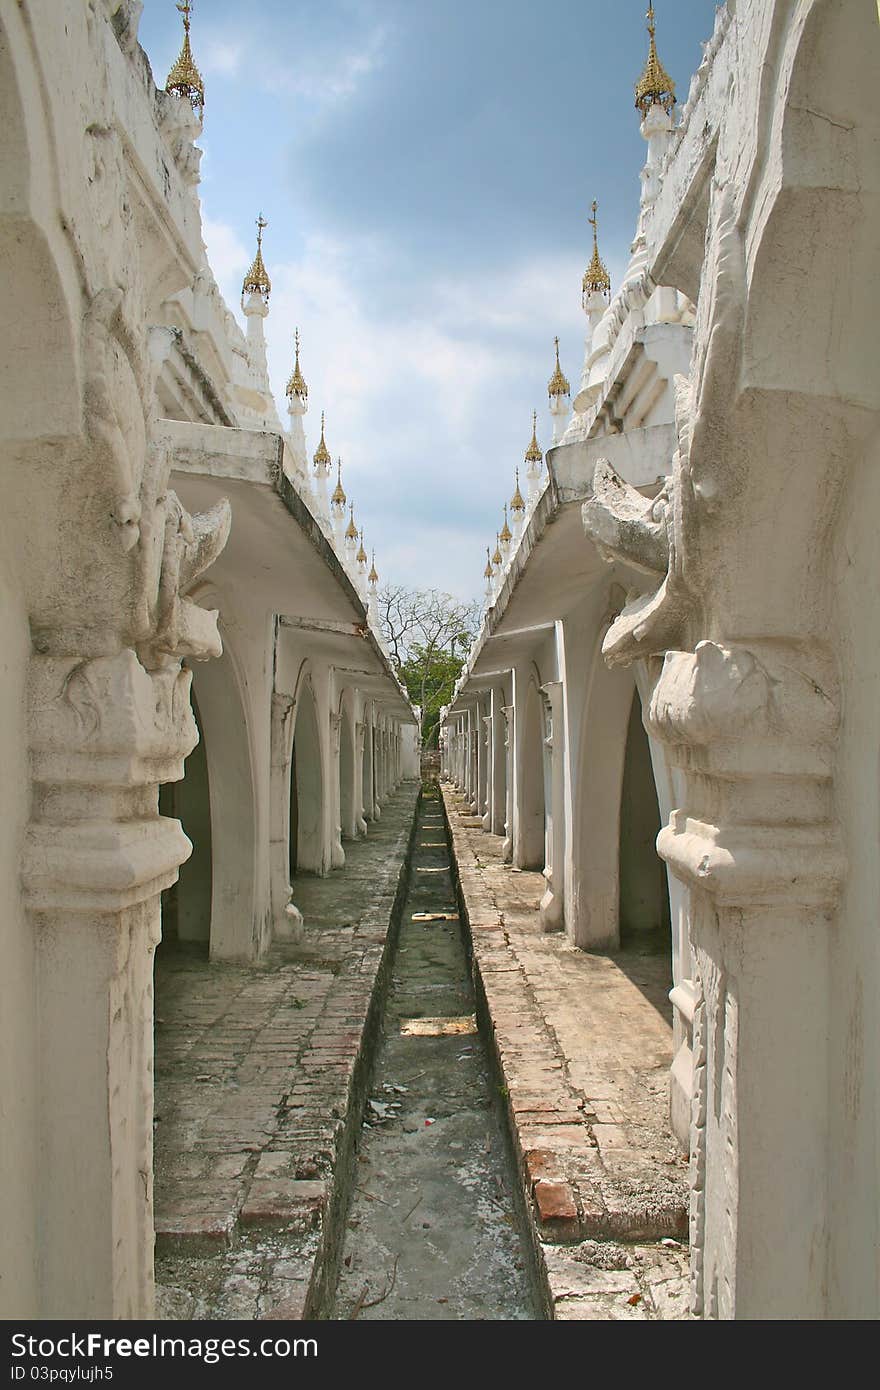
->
[490,688,508,836]
[648,639,841,1320]
[539,680,565,932]
[458,715,467,793]
[374,719,383,819]
[376,722,385,804]
[501,704,514,863]
[468,703,479,813]
[468,705,480,813]
[22,651,197,1317]
[363,709,376,820]
[355,720,368,835]
[269,691,302,938]
[459,715,467,793]
[481,710,492,830]
[329,711,345,868]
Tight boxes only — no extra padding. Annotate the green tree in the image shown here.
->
[377,585,481,748]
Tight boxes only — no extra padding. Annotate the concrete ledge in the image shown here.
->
[440,781,691,1321]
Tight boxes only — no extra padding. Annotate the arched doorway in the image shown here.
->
[291,679,324,875]
[158,689,212,949]
[339,701,355,841]
[188,637,258,960]
[362,713,374,823]
[618,691,671,951]
[289,738,299,880]
[518,678,546,870]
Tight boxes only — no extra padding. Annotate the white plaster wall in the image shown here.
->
[399,723,420,778]
[188,597,273,961]
[0,543,38,1316]
[560,584,610,943]
[829,428,880,1317]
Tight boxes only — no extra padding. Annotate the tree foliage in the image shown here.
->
[377,585,482,748]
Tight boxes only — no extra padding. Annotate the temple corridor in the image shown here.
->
[332,787,540,1319]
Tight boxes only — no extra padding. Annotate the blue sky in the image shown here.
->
[139,0,716,598]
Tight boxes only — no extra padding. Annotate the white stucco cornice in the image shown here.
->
[160,419,416,722]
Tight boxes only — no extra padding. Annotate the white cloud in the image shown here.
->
[200,38,244,78]
[230,231,588,600]
[261,24,389,107]
[183,17,388,112]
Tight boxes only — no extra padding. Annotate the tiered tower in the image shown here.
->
[285,329,310,484]
[330,459,347,550]
[313,412,332,525]
[547,336,571,445]
[524,411,544,508]
[241,215,272,400]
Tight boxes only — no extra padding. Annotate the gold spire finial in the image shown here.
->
[166,0,205,111]
[242,214,271,299]
[510,465,525,513]
[635,4,676,116]
[484,546,493,580]
[583,199,611,300]
[500,503,512,544]
[369,550,379,585]
[331,457,346,506]
[286,327,308,399]
[357,529,367,566]
[345,500,358,540]
[547,334,571,399]
[524,410,543,466]
[313,410,331,469]
[492,534,503,567]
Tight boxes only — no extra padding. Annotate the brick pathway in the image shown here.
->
[441,784,691,1321]
[153,780,420,1320]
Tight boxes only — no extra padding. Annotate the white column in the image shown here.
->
[22,651,198,1317]
[539,680,565,932]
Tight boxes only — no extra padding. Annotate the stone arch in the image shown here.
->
[188,627,258,961]
[291,672,325,876]
[745,3,879,418]
[0,9,80,445]
[517,669,546,871]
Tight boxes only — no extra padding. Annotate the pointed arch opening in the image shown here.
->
[618,690,671,952]
[519,677,546,870]
[188,641,258,960]
[362,711,374,823]
[291,678,324,876]
[158,689,212,951]
[339,700,355,841]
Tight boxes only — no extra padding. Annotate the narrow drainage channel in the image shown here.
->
[331,781,543,1320]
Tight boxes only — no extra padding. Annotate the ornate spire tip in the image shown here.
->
[166,0,204,111]
[548,333,570,399]
[286,326,308,400]
[242,213,271,299]
[635,3,676,116]
[583,198,611,300]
